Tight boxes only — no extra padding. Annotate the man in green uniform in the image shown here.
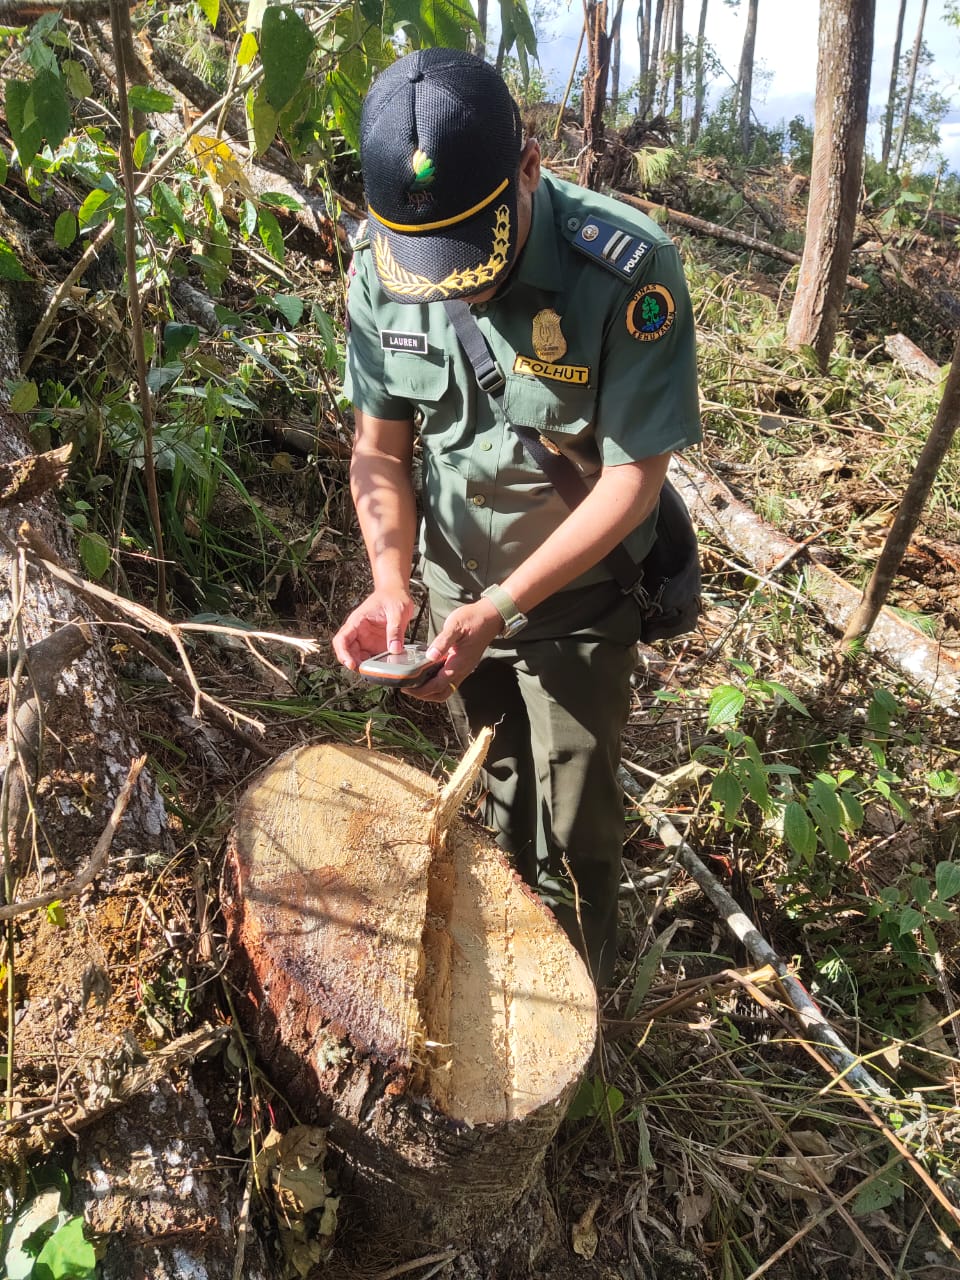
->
[332,47,701,985]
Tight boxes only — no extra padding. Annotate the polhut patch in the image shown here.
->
[513,354,590,385]
[532,309,567,362]
[380,329,429,355]
[625,284,676,342]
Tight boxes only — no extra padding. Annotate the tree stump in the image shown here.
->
[224,740,597,1255]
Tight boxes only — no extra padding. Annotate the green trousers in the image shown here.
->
[429,583,641,986]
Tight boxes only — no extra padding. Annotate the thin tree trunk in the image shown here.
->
[737,0,759,156]
[843,332,960,647]
[476,0,487,61]
[638,0,653,116]
[673,0,684,125]
[880,0,908,168]
[578,0,612,189]
[891,0,928,173]
[647,0,666,116]
[658,0,675,113]
[786,0,876,371]
[611,0,625,114]
[690,0,709,144]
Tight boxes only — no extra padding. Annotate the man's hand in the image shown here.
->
[406,598,503,702]
[332,588,414,670]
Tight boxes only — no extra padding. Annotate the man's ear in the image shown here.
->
[519,138,541,193]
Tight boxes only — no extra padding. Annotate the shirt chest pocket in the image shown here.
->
[502,374,601,476]
[382,352,451,418]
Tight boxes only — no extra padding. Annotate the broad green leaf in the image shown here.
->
[127,85,175,113]
[271,293,303,325]
[0,236,30,281]
[257,207,285,261]
[760,679,810,715]
[62,58,92,100]
[153,181,190,242]
[927,768,960,797]
[79,532,111,581]
[248,85,279,156]
[852,1166,902,1215]
[77,187,113,230]
[925,899,954,923]
[711,768,743,822]
[910,875,931,907]
[707,684,745,728]
[5,1189,67,1279]
[837,789,864,833]
[6,78,43,168]
[935,860,960,901]
[898,907,923,936]
[0,148,7,185]
[133,130,152,168]
[163,323,199,362]
[260,191,303,211]
[808,778,843,834]
[238,31,258,65]
[32,69,71,151]
[9,379,39,412]
[46,900,66,927]
[33,1214,96,1279]
[199,0,220,28]
[260,5,315,112]
[54,209,77,248]
[783,801,816,861]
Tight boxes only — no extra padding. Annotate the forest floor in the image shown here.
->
[4,129,960,1280]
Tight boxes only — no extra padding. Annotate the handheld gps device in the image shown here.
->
[357,644,444,689]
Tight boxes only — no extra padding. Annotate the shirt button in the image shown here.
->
[566,217,581,231]
[465,559,479,571]
[472,495,486,507]
[480,441,493,451]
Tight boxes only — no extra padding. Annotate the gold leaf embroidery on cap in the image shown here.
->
[373,205,511,301]
[532,309,567,362]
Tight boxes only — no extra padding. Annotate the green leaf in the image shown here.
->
[935,861,960,901]
[9,379,39,412]
[6,78,43,168]
[127,85,175,113]
[133,130,153,169]
[45,900,66,927]
[33,1215,96,1279]
[707,684,745,728]
[163,323,199,363]
[898,907,923,936]
[54,209,77,248]
[783,801,817,861]
[62,58,92,100]
[198,0,220,27]
[257,207,285,262]
[260,191,303,211]
[260,5,315,111]
[77,187,113,230]
[837,789,864,833]
[927,768,960,796]
[247,85,279,156]
[0,148,7,185]
[238,31,259,67]
[0,236,30,281]
[271,293,303,325]
[78,532,111,581]
[152,181,190,242]
[911,875,931,907]
[711,768,743,822]
[852,1166,902,1215]
[31,69,72,151]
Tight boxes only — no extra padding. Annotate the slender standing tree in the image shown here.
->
[673,0,685,125]
[690,0,710,144]
[891,0,929,173]
[880,0,908,168]
[786,0,875,372]
[736,0,759,156]
[579,0,613,187]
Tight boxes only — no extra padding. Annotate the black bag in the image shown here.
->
[635,479,702,643]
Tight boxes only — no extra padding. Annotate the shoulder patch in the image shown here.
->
[625,283,676,342]
[570,215,655,281]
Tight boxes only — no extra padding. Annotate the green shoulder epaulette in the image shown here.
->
[570,214,656,282]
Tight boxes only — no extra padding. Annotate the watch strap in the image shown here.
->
[481,583,527,637]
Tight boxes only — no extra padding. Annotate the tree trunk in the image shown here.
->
[736,0,759,156]
[785,0,876,372]
[672,0,684,125]
[880,0,908,168]
[225,742,597,1264]
[658,0,675,113]
[611,0,624,115]
[578,0,612,189]
[476,0,488,61]
[843,332,960,648]
[638,0,654,117]
[891,0,928,174]
[690,0,709,144]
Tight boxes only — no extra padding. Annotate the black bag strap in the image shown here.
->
[443,299,642,592]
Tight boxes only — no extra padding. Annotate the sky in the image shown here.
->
[530,0,960,174]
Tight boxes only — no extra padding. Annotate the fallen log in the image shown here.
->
[224,740,597,1264]
[884,331,943,383]
[615,192,869,291]
[669,457,960,704]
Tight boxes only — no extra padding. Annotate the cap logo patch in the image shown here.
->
[532,309,567,362]
[409,149,436,191]
[626,283,676,342]
[373,204,512,301]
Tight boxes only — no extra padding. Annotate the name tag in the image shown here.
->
[380,330,428,355]
[513,354,590,385]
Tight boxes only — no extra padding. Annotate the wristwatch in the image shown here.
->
[481,584,528,639]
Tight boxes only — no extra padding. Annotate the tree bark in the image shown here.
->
[225,742,597,1263]
[690,0,709,144]
[673,0,684,125]
[891,0,928,173]
[736,0,759,156]
[842,332,960,648]
[786,0,876,371]
[578,0,612,189]
[880,0,908,168]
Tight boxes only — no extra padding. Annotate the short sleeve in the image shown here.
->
[594,243,701,466]
[343,251,416,421]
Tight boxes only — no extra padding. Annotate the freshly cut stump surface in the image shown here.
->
[226,742,597,1246]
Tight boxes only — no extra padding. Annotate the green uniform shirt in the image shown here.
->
[344,171,702,602]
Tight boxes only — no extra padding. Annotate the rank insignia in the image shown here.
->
[625,284,676,342]
[532,309,567,362]
[571,215,655,281]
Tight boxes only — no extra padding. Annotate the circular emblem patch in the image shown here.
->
[626,284,676,342]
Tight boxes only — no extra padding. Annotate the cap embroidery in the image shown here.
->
[373,204,511,301]
[409,149,436,190]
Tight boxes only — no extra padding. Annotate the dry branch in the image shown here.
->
[616,192,869,291]
[669,457,960,703]
[884,332,943,383]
